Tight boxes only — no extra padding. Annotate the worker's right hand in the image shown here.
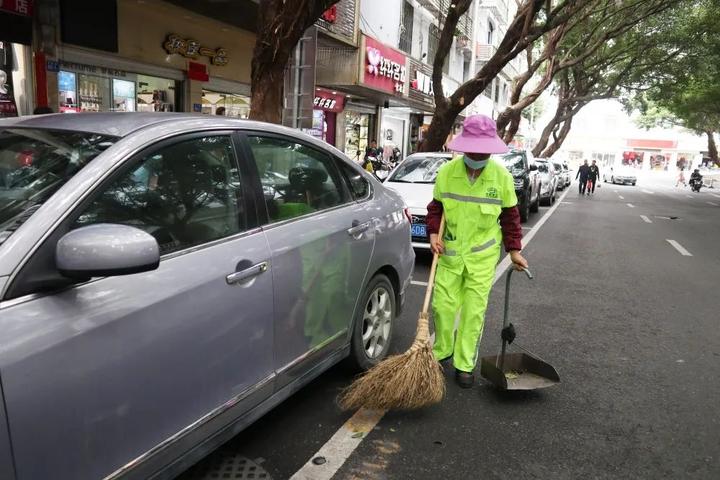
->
[430,233,444,254]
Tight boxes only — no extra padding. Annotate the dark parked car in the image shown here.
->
[500,149,539,222]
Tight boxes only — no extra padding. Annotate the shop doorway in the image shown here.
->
[344,111,375,163]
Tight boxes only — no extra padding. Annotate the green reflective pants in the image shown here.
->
[432,260,497,373]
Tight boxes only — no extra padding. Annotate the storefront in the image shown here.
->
[0,2,34,117]
[41,0,254,115]
[54,61,180,113]
[343,103,376,161]
[306,88,345,146]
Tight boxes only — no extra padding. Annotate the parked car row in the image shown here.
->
[384,149,573,249]
[0,113,414,480]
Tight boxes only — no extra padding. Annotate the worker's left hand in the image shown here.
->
[509,250,528,271]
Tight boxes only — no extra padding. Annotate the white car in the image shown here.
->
[383,152,453,249]
[603,166,637,185]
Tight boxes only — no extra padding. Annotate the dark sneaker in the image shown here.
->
[455,369,474,389]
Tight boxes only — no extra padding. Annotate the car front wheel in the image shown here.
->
[349,274,395,371]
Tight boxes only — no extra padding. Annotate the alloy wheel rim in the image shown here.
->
[362,286,392,359]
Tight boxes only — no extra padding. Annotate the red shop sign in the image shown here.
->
[187,61,209,82]
[0,0,34,16]
[313,89,345,113]
[362,36,407,95]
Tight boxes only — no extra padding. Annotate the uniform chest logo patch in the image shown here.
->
[486,187,498,198]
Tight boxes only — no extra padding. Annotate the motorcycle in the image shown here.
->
[690,176,703,192]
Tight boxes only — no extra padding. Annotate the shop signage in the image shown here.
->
[58,60,127,78]
[187,61,209,82]
[46,59,60,73]
[412,70,434,96]
[164,34,229,66]
[313,89,344,113]
[362,36,407,95]
[0,0,34,16]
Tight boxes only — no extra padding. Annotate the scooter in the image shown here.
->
[690,176,703,192]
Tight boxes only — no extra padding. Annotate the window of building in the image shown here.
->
[494,80,501,103]
[428,24,449,73]
[399,1,414,55]
[246,136,349,222]
[74,135,244,255]
[488,20,495,45]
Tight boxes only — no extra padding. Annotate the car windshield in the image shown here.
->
[388,156,449,183]
[500,152,525,175]
[536,162,549,173]
[0,128,117,246]
[553,163,562,171]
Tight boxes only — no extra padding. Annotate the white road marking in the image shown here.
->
[560,201,573,204]
[642,189,654,194]
[411,280,429,286]
[686,195,694,198]
[289,408,385,480]
[626,203,635,208]
[666,239,693,256]
[618,195,625,200]
[707,201,718,206]
[296,189,572,480]
[640,215,652,223]
[711,193,720,199]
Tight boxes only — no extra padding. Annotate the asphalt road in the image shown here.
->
[179,174,720,480]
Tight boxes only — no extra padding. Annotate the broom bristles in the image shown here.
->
[338,313,445,411]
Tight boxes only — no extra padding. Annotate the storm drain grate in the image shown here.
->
[182,453,273,480]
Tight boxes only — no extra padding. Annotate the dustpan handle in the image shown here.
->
[499,267,533,371]
[421,214,445,315]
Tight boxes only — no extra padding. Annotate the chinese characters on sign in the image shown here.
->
[366,47,406,93]
[313,90,344,113]
[0,0,34,16]
[314,96,337,110]
[363,36,407,96]
[411,70,433,96]
[164,34,229,66]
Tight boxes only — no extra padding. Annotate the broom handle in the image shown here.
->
[421,214,445,315]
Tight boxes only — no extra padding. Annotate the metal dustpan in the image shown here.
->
[480,268,560,391]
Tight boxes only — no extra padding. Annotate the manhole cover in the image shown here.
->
[181,453,273,480]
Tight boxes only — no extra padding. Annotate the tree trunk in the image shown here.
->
[540,116,574,158]
[250,62,287,124]
[420,105,455,152]
[502,110,523,144]
[249,0,338,123]
[532,101,565,156]
[706,130,718,166]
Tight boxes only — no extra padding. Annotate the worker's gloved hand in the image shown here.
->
[501,323,516,344]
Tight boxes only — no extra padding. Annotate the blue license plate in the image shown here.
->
[411,224,427,237]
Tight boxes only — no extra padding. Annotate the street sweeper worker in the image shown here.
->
[426,114,528,389]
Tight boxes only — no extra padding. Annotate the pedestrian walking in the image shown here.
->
[675,167,687,187]
[425,114,528,389]
[587,160,600,195]
[576,159,590,195]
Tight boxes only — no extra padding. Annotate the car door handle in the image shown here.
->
[347,221,371,237]
[226,262,269,285]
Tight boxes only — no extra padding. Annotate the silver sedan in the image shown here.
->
[0,113,414,480]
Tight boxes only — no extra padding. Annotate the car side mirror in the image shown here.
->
[56,224,160,280]
[530,164,538,171]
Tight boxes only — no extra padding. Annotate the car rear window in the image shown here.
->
[388,156,449,183]
[0,128,118,246]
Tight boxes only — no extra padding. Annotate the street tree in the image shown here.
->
[419,0,594,152]
[623,0,720,165]
[249,0,339,123]
[496,0,680,145]
[530,1,688,158]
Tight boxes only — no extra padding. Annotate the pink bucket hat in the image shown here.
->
[447,114,509,154]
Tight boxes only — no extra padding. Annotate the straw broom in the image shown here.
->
[339,215,446,411]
